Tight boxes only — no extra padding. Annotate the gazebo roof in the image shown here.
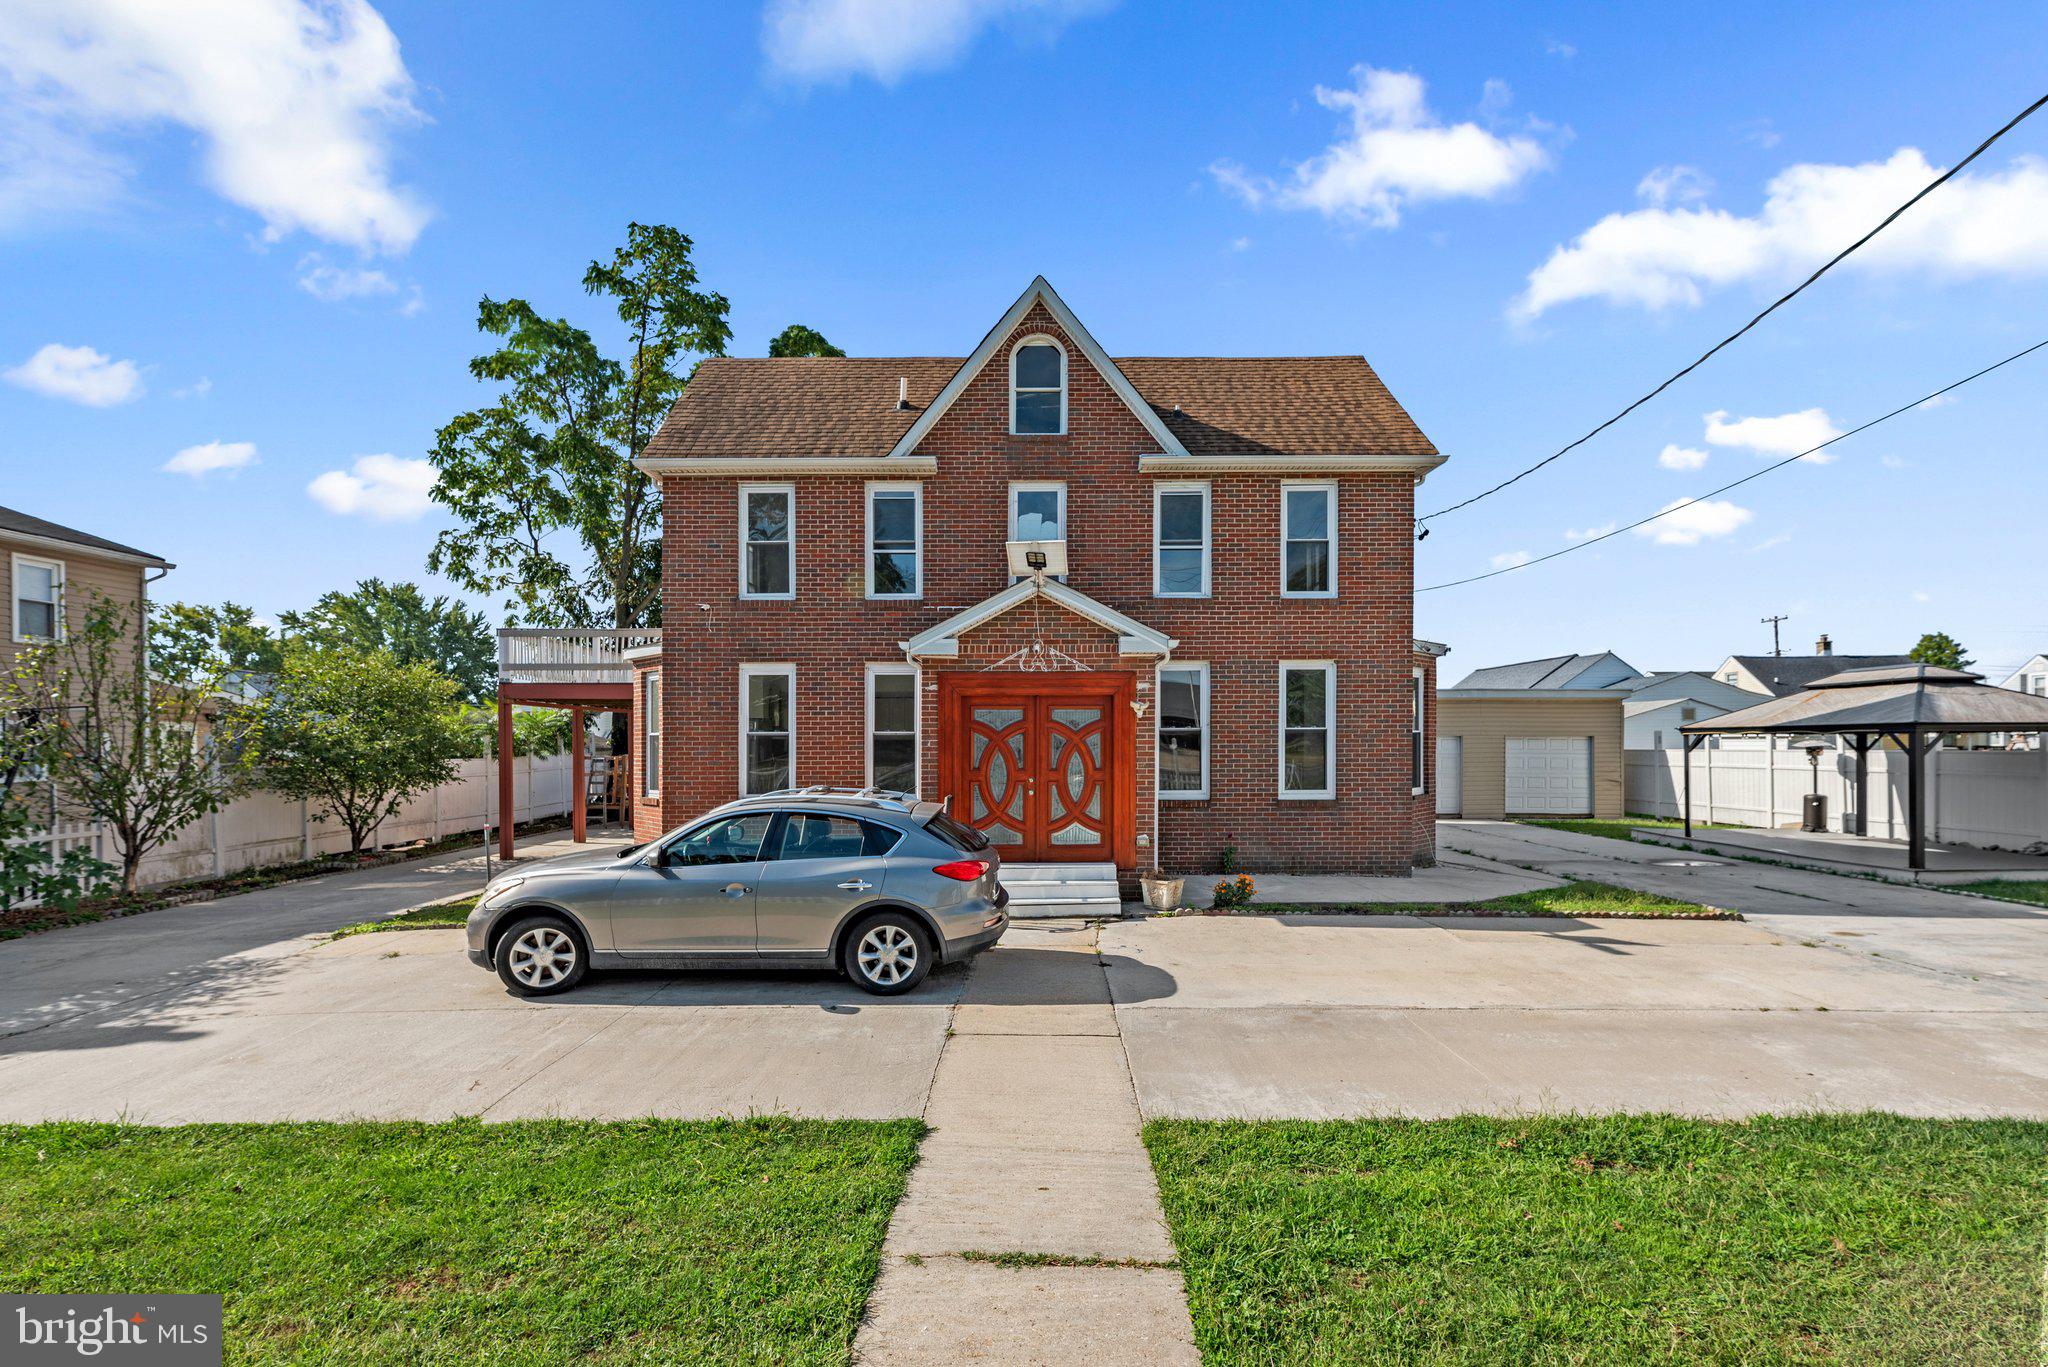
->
[1683,664,2048,735]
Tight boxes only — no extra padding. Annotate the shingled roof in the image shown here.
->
[0,503,167,565]
[642,353,1437,462]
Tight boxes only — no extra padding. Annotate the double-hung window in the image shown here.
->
[1010,337,1066,435]
[1158,663,1209,799]
[642,673,662,798]
[1410,668,1426,794]
[740,486,794,599]
[12,555,63,642]
[1281,483,1336,597]
[741,665,794,794]
[866,484,921,598]
[1154,483,1210,597]
[1279,662,1335,799]
[867,665,919,794]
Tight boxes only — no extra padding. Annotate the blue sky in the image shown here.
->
[3,0,2044,680]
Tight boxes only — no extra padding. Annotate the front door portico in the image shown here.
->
[938,671,1136,865]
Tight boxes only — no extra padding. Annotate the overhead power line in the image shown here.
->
[1418,335,2048,593]
[1417,87,2048,527]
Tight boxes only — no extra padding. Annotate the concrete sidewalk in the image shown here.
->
[1180,851,1559,907]
[854,922,1198,1366]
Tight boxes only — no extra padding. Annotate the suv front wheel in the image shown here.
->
[842,912,933,995]
[496,914,588,997]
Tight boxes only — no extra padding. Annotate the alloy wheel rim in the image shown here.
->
[857,925,917,986]
[509,927,576,987]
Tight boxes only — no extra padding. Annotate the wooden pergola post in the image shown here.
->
[1851,733,1871,837]
[1682,734,1704,837]
[497,695,517,861]
[1906,726,1926,872]
[570,705,587,842]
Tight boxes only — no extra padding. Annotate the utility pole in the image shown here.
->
[1761,614,1789,656]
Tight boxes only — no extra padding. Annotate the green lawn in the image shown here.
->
[331,894,480,938]
[1953,880,2048,909]
[1520,814,1740,844]
[1245,878,1734,919]
[1146,1114,2048,1365]
[0,1118,920,1364]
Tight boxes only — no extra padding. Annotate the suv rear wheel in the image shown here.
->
[496,914,588,997]
[842,912,933,995]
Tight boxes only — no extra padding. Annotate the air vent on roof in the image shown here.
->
[895,377,909,411]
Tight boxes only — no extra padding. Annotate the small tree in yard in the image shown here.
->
[244,648,468,857]
[1909,632,1974,672]
[0,719,111,915]
[3,597,242,894]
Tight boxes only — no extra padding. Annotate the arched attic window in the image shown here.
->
[1010,335,1066,435]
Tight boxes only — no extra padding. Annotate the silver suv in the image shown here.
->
[465,789,1007,997]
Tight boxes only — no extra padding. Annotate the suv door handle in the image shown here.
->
[724,883,750,897]
[837,879,874,892]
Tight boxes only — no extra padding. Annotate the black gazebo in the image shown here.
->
[1679,664,2048,870]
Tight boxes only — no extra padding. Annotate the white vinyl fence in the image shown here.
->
[1625,745,2048,852]
[17,753,576,891]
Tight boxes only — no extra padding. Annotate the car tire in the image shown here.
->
[494,914,588,997]
[842,912,933,996]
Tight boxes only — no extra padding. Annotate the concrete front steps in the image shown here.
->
[1000,862,1125,919]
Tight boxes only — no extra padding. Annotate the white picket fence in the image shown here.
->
[18,753,577,891]
[1625,745,2048,852]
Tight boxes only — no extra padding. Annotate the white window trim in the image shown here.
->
[738,484,795,602]
[1278,660,1337,800]
[1410,666,1426,796]
[865,663,921,796]
[864,482,923,600]
[1008,333,1068,436]
[1008,480,1067,582]
[1153,481,1211,598]
[739,663,796,795]
[642,672,662,798]
[1157,661,1210,801]
[1280,481,1338,599]
[11,553,64,644]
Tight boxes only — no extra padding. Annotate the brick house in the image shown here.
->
[625,278,1448,877]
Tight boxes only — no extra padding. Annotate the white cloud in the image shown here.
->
[1228,235,1252,252]
[1915,392,1956,409]
[0,0,429,252]
[1563,522,1615,542]
[3,341,142,405]
[1634,498,1754,546]
[1515,148,2048,318]
[296,252,397,302]
[1490,549,1533,569]
[164,439,257,478]
[763,0,1107,85]
[1880,454,1908,469]
[1746,532,1793,553]
[1704,406,1843,462]
[1636,164,1711,207]
[0,103,127,229]
[1657,443,1709,471]
[307,453,435,520]
[1911,590,1931,603]
[1543,38,1576,59]
[172,376,212,399]
[1213,66,1550,228]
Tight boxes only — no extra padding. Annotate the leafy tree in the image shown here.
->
[3,597,243,892]
[427,222,731,630]
[767,323,845,358]
[280,579,496,703]
[240,648,469,856]
[0,798,111,917]
[456,703,578,758]
[151,601,283,679]
[1909,632,1974,671]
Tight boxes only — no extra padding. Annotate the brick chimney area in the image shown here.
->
[1816,634,1833,655]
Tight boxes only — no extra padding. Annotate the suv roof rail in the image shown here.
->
[720,785,922,813]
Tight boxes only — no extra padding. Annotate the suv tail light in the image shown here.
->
[932,859,992,882]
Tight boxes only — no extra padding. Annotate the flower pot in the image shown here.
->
[1139,875,1184,913]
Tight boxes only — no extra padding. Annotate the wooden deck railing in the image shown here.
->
[496,628,661,684]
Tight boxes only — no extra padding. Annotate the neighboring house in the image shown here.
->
[1713,636,1912,698]
[2002,655,2048,697]
[1436,653,1629,820]
[1609,671,1768,749]
[624,276,1448,875]
[2,504,171,674]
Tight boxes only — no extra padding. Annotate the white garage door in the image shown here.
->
[1505,736,1592,815]
[1435,736,1462,815]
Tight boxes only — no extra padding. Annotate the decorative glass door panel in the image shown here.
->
[942,675,1128,864]
[1044,705,1107,848]
[967,706,1029,848]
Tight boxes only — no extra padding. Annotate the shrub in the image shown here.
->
[1217,842,1239,874]
[1211,873,1256,911]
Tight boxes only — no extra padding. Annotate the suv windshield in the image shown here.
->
[924,811,991,852]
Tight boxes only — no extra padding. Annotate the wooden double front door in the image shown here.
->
[937,672,1136,865]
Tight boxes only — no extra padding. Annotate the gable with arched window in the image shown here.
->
[1009,335,1066,435]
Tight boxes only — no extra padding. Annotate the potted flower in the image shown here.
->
[1138,868,1184,914]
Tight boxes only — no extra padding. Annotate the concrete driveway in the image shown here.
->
[1,820,2043,1123]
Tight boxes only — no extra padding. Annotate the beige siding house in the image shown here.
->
[2,505,172,673]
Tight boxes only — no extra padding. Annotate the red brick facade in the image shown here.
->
[635,299,1438,874]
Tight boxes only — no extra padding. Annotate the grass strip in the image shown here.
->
[1951,879,2048,909]
[331,895,481,938]
[0,1117,921,1365]
[1208,879,1735,920]
[1146,1113,2048,1365]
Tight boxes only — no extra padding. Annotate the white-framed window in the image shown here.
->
[2030,673,2048,697]
[1010,334,1066,435]
[1410,666,1426,794]
[641,672,662,798]
[1279,661,1336,799]
[740,664,794,794]
[739,485,794,600]
[1008,481,1066,582]
[865,483,922,599]
[1158,663,1209,800]
[11,554,63,642]
[1281,482,1337,598]
[1154,482,1210,597]
[866,664,920,795]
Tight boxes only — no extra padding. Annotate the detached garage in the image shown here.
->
[1435,691,1624,820]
